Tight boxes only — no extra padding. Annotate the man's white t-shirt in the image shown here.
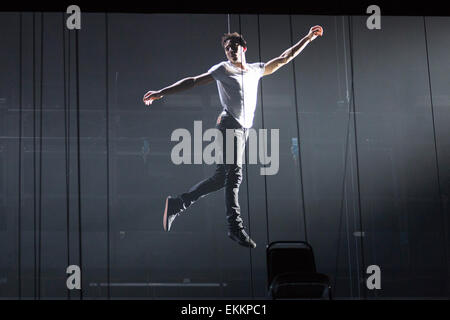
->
[208,61,265,129]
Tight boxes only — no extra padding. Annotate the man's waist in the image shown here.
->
[218,109,246,129]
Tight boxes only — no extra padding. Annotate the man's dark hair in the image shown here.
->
[221,32,247,49]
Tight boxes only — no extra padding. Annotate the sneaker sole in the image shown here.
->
[163,196,170,231]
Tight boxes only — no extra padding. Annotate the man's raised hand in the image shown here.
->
[308,25,324,41]
[143,90,163,106]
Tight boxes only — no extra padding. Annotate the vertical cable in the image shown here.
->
[256,14,270,248]
[342,16,354,299]
[62,12,71,300]
[344,17,362,296]
[17,12,23,300]
[346,15,366,299]
[38,11,44,300]
[75,27,83,300]
[333,15,354,298]
[32,12,37,300]
[217,15,230,299]
[288,15,308,243]
[105,12,111,299]
[237,14,255,299]
[423,16,449,295]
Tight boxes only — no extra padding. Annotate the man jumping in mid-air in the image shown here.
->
[143,25,323,248]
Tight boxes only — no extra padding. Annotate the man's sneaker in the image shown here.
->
[163,196,185,232]
[228,229,256,248]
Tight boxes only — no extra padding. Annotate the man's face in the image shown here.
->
[224,39,246,64]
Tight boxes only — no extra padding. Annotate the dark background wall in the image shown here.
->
[0,12,448,299]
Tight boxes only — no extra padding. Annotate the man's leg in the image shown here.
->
[163,121,227,231]
[223,127,256,248]
[164,163,226,231]
[224,163,244,230]
[163,113,256,248]
[179,164,226,209]
[167,115,235,214]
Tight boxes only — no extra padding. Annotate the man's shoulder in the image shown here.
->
[249,62,265,69]
[248,62,265,77]
[209,61,228,72]
[208,61,232,80]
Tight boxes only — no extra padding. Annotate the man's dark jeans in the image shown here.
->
[178,111,249,231]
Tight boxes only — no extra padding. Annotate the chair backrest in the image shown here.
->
[266,241,317,289]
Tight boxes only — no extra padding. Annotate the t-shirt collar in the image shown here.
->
[227,61,249,72]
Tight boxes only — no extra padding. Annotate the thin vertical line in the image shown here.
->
[17,12,23,300]
[423,16,449,296]
[333,85,352,298]
[334,16,343,103]
[32,12,37,300]
[348,130,360,298]
[105,12,111,300]
[237,14,254,299]
[62,11,71,300]
[288,14,308,243]
[342,16,354,298]
[343,16,360,297]
[333,15,354,299]
[75,28,83,300]
[227,14,230,33]
[347,15,366,299]
[256,14,270,248]
[38,11,44,300]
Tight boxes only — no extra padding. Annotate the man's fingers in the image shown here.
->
[143,92,153,99]
[144,90,158,98]
[143,90,163,106]
[312,26,323,36]
[143,95,162,105]
[144,92,162,100]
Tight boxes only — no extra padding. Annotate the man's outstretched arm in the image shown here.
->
[143,72,214,105]
[263,25,323,77]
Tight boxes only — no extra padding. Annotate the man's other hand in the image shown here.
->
[308,25,324,41]
[143,90,163,106]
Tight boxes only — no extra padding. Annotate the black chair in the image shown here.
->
[266,241,332,300]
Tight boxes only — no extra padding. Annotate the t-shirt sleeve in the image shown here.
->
[208,62,226,81]
[252,62,265,77]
